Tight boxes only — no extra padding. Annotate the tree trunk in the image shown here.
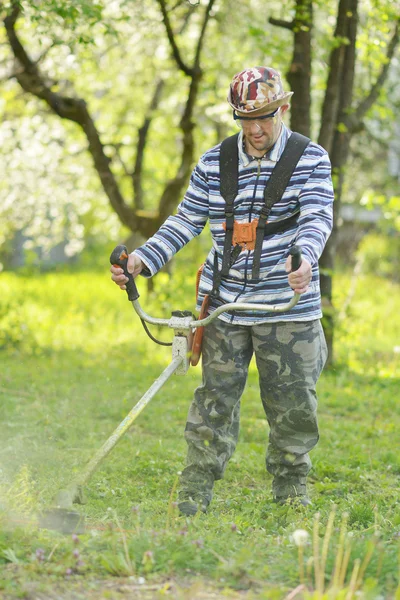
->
[318,0,358,365]
[269,0,312,137]
[318,0,352,154]
[286,0,313,137]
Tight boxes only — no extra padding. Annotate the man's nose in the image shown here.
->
[249,121,262,133]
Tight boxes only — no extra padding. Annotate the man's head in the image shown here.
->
[228,66,292,116]
[227,67,292,156]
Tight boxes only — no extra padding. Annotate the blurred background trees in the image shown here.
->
[0,0,399,361]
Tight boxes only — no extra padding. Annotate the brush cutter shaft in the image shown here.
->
[74,356,183,490]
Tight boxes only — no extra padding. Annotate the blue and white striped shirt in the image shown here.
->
[135,124,333,324]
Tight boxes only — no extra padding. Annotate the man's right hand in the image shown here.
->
[110,252,144,290]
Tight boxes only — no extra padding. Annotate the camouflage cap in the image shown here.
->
[227,67,293,117]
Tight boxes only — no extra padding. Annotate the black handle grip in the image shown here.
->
[110,245,140,301]
[289,245,302,272]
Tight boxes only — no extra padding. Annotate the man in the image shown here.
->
[111,66,333,515]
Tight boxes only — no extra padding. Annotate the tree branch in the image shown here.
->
[155,0,194,76]
[132,78,165,211]
[157,0,216,221]
[111,144,132,177]
[351,16,400,130]
[269,17,294,31]
[34,41,59,66]
[3,0,217,240]
[3,3,145,233]
[193,0,216,68]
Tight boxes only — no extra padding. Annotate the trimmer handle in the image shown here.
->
[110,245,140,302]
[289,245,302,272]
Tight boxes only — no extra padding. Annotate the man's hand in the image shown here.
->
[110,252,144,290]
[285,255,312,294]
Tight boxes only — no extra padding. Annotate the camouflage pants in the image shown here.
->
[180,318,328,504]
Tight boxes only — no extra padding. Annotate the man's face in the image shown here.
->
[240,105,289,157]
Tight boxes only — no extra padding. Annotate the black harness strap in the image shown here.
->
[219,133,240,278]
[215,131,310,297]
[252,132,310,278]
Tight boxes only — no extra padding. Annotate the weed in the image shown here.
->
[287,509,388,599]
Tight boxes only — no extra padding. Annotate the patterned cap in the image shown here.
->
[227,67,293,116]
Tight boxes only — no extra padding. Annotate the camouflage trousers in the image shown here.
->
[180,318,328,504]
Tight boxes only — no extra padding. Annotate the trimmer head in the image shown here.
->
[38,485,86,534]
[39,507,85,534]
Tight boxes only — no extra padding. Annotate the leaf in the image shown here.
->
[336,123,349,133]
[2,548,19,564]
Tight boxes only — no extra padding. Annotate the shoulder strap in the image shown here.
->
[252,132,310,278]
[220,133,239,204]
[219,133,239,277]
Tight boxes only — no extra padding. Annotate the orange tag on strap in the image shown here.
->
[223,219,259,250]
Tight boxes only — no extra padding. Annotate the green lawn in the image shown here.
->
[0,257,399,599]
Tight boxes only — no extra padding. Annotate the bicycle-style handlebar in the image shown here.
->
[110,244,303,329]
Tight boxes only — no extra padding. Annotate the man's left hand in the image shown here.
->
[285,255,312,294]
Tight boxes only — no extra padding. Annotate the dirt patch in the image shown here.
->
[0,575,265,600]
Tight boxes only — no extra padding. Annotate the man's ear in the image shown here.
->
[280,104,290,116]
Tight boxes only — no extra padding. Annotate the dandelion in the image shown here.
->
[292,529,309,547]
[291,529,309,584]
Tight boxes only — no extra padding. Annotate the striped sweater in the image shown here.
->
[135,124,334,325]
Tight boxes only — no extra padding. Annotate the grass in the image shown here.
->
[0,251,400,599]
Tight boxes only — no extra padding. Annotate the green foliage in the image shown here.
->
[16,0,106,41]
[1,0,398,264]
[0,299,35,352]
[356,232,400,282]
[361,192,400,232]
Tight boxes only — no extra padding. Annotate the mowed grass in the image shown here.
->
[0,253,399,599]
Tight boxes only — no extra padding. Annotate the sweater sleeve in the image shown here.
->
[295,151,334,266]
[134,156,210,277]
